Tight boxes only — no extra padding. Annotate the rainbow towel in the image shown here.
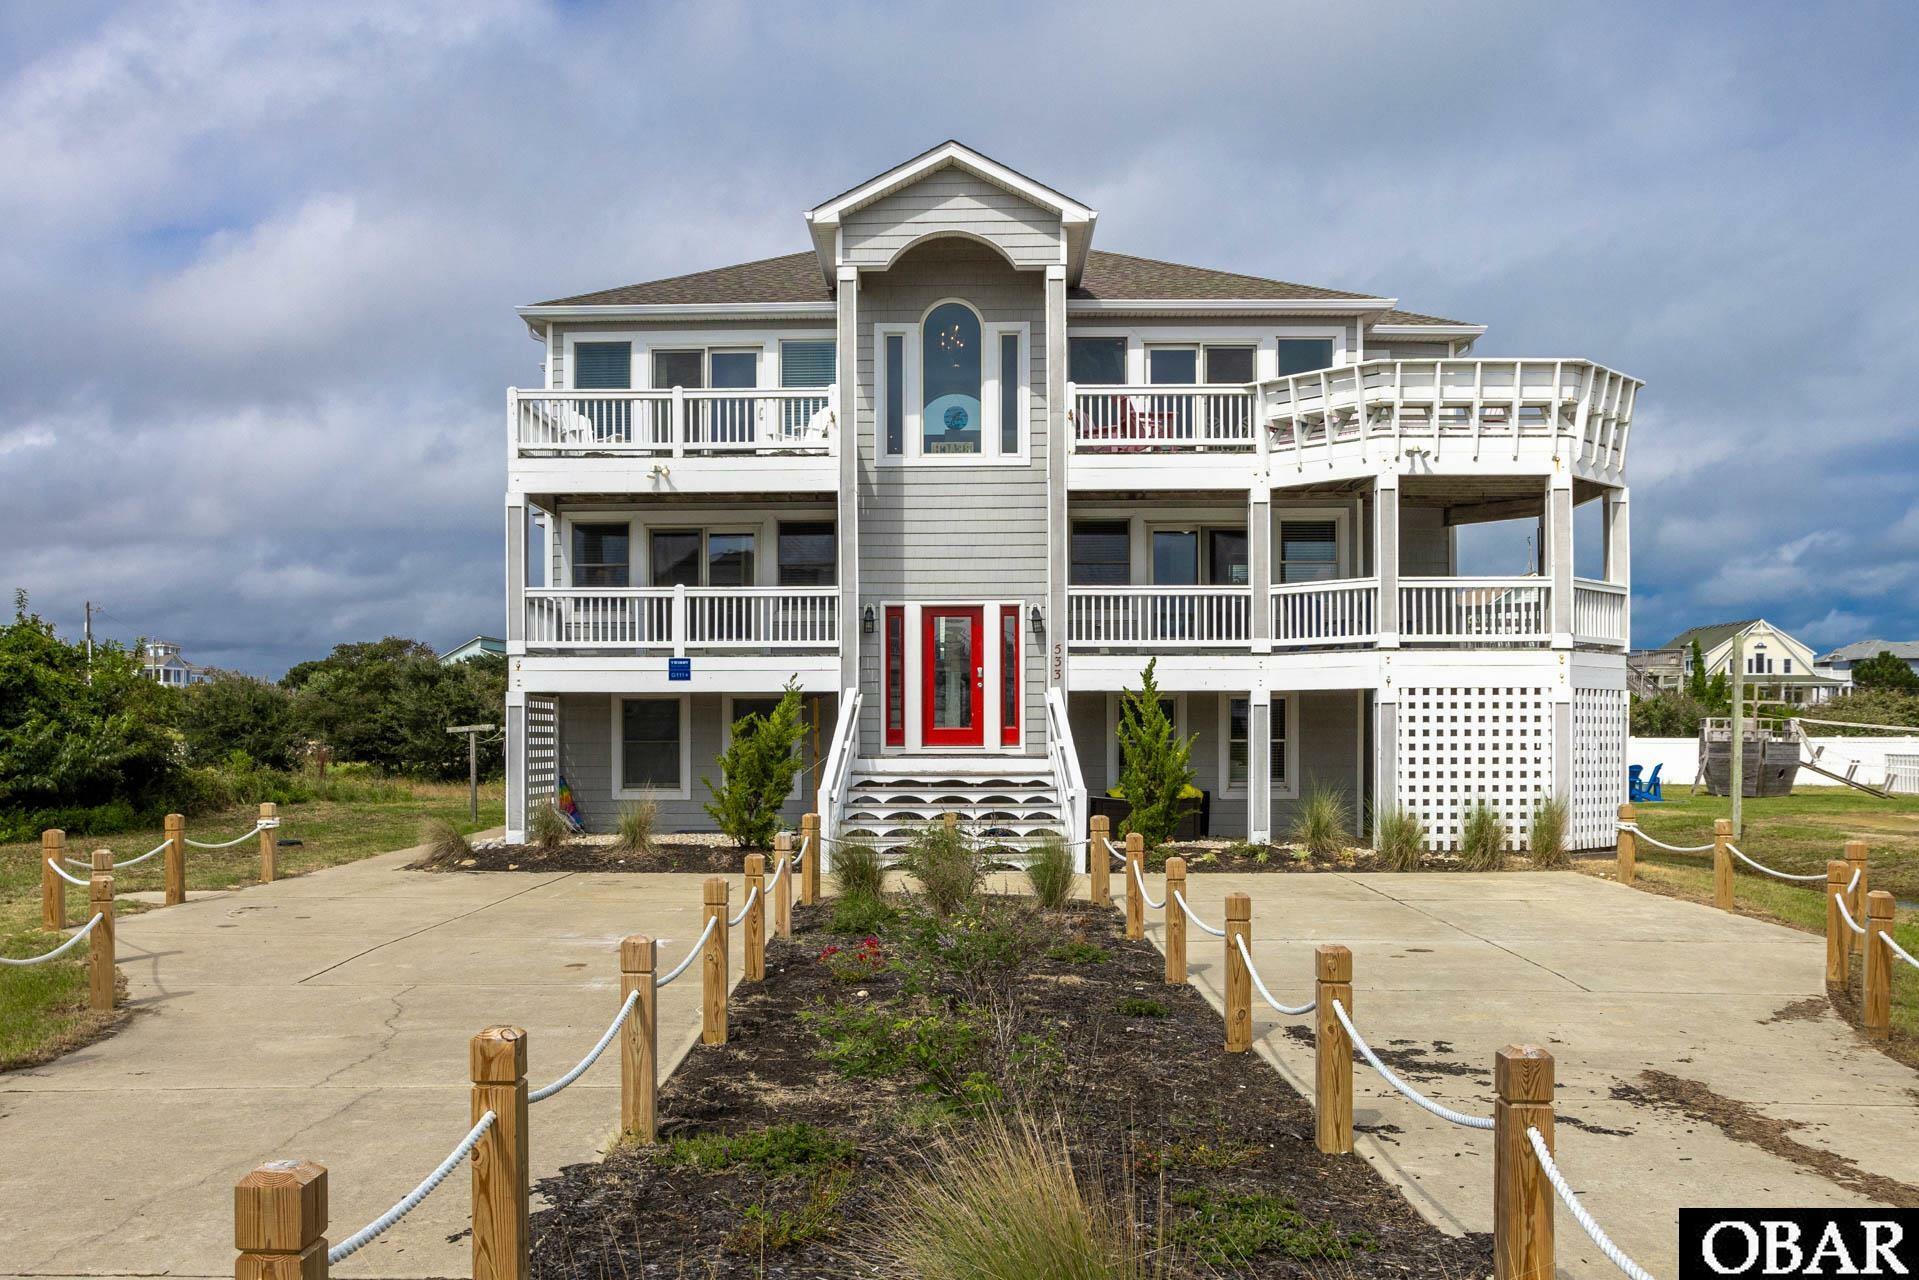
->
[554,775,584,831]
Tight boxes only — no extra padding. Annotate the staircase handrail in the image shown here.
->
[816,686,863,861]
[1044,687,1089,871]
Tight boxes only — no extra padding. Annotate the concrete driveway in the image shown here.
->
[1132,869,1919,1280]
[0,848,741,1279]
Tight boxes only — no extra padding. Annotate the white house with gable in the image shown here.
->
[499,142,1639,855]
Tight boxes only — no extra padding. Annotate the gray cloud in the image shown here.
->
[2,0,1915,673]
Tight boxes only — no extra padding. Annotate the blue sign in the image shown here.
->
[668,658,691,681]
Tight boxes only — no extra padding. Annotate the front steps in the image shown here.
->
[839,755,1065,855]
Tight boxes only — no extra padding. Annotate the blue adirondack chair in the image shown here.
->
[1628,763,1664,803]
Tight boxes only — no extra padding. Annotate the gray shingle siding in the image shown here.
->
[842,169,1062,270]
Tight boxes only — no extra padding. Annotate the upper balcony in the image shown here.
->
[1067,358,1638,491]
[508,386,839,496]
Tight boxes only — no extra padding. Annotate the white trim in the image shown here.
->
[519,302,835,323]
[558,327,835,391]
[1068,298,1392,316]
[1274,505,1356,582]
[1217,692,1299,801]
[1066,322,1350,385]
[876,303,1031,467]
[610,693,692,800]
[807,141,1095,225]
[1371,323,1487,339]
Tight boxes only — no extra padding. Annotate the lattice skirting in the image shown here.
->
[1396,685,1553,851]
[1570,686,1627,849]
[527,695,558,806]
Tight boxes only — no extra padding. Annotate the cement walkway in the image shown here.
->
[0,848,741,1279]
[1137,869,1919,1280]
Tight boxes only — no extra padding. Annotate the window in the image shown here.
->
[777,521,835,586]
[1069,336,1127,385]
[780,340,835,388]
[885,606,905,746]
[1279,520,1338,583]
[884,334,905,455]
[708,350,756,389]
[1276,338,1335,376]
[1204,345,1255,384]
[650,530,702,587]
[1152,530,1198,584]
[574,342,631,389]
[617,697,685,796]
[1001,607,1020,747]
[572,523,629,587]
[922,302,982,455]
[724,696,782,748]
[1208,529,1248,586]
[651,349,704,390]
[706,532,754,587]
[1071,521,1130,585]
[1000,332,1021,455]
[1783,658,1793,674]
[1147,347,1198,384]
[1224,696,1290,795]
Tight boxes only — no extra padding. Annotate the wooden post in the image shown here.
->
[743,854,765,982]
[258,802,278,883]
[1124,832,1145,940]
[800,813,820,906]
[773,832,793,939]
[702,877,729,1045]
[943,811,958,834]
[1494,1045,1555,1280]
[41,828,64,932]
[1825,860,1852,988]
[1863,890,1895,1040]
[1712,818,1734,911]
[1314,944,1353,1154]
[1846,840,1869,958]
[1615,803,1636,885]
[164,812,186,907]
[1088,814,1110,906]
[620,936,657,1144]
[1163,856,1187,984]
[234,1159,328,1280]
[1224,891,1251,1051]
[470,1027,528,1280]
[89,853,115,1013]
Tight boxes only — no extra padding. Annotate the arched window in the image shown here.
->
[921,301,982,455]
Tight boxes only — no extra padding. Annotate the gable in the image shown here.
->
[840,165,1063,271]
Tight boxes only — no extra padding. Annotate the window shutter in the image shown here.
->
[573,342,632,389]
[780,340,836,388]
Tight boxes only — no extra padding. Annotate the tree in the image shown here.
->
[1850,650,1919,695]
[1685,638,1713,702]
[288,639,504,778]
[703,682,805,849]
[1630,691,1706,737]
[1115,659,1197,848]
[178,674,300,769]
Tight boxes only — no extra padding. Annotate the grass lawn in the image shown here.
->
[1573,786,1919,1058]
[0,777,503,1071]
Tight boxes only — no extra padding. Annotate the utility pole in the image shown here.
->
[447,724,498,825]
[84,600,95,684]
[1729,632,1744,837]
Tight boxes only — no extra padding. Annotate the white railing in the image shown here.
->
[510,386,835,457]
[1399,577,1550,643]
[1572,578,1628,648]
[1044,687,1087,867]
[1066,586,1253,648]
[524,586,837,652]
[1068,384,1257,452]
[1261,359,1639,472]
[817,687,862,857]
[1270,578,1378,647]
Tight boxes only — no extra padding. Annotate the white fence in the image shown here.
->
[511,387,834,456]
[1065,586,1253,647]
[524,586,838,652]
[1399,578,1549,643]
[1630,735,1919,788]
[1069,386,1257,451]
[1270,579,1377,646]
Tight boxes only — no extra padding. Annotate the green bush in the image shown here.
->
[1169,1188,1373,1266]
[703,682,805,849]
[800,1001,986,1094]
[1045,938,1107,965]
[1458,803,1506,871]
[1373,806,1426,872]
[1023,834,1076,909]
[663,1122,854,1178]
[1115,995,1165,1018]
[728,1167,851,1253]
[899,824,984,917]
[1630,690,1707,737]
[1528,794,1569,868]
[527,803,568,853]
[832,840,886,898]
[1290,787,1350,860]
[614,800,656,856]
[286,638,505,779]
[1115,659,1197,849]
[829,890,898,936]
[177,675,300,770]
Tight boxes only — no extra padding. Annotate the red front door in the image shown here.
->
[922,607,985,747]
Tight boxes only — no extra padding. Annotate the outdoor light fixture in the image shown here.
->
[862,605,876,635]
[1029,605,1045,635]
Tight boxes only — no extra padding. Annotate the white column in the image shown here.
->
[1373,692,1398,838]
[1249,488,1272,654]
[1374,471,1399,647]
[1548,474,1574,650]
[1247,687,1272,844]
[504,689,527,843]
[505,496,527,656]
[1045,264,1069,690]
[836,266,860,690]
[1606,486,1631,649]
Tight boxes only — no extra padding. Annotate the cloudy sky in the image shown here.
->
[3,0,1916,676]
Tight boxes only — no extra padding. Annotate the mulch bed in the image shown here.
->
[527,894,1491,1278]
[413,836,756,876]
[1149,839,1571,874]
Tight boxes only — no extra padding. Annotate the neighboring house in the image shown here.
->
[440,635,507,665]
[1814,639,1919,686]
[142,641,211,687]
[500,141,1639,853]
[1626,648,1682,697]
[1662,620,1844,706]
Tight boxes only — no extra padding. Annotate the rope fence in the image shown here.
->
[1528,1125,1657,1280]
[38,804,287,934]
[0,913,103,967]
[1331,998,1494,1130]
[325,1111,496,1264]
[528,990,640,1103]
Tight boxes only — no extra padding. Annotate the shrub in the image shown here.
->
[1115,659,1197,849]
[1115,995,1166,1018]
[614,800,656,856]
[1630,690,1707,737]
[178,674,300,770]
[1169,1188,1372,1266]
[1374,806,1426,872]
[286,638,505,779]
[663,1122,854,1178]
[1458,803,1506,871]
[1045,938,1108,965]
[1024,834,1077,909]
[702,682,805,849]
[801,1002,987,1094]
[1290,787,1350,861]
[832,840,886,899]
[879,1114,1142,1280]
[1528,794,1569,867]
[819,937,887,982]
[899,824,984,917]
[829,891,898,936]
[729,1167,851,1253]
[422,817,470,863]
[526,802,568,853]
